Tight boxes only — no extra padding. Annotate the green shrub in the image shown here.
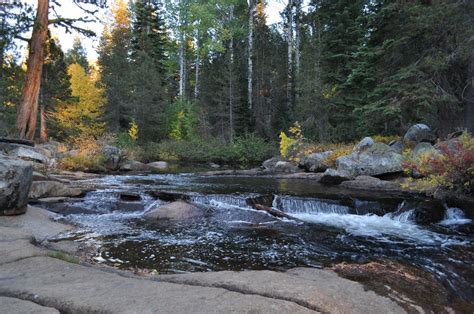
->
[144,135,275,166]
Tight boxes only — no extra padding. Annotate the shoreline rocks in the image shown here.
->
[0,156,33,215]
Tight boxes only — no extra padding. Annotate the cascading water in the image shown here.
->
[440,206,472,225]
[272,195,350,215]
[41,173,474,304]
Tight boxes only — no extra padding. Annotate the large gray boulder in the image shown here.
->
[336,142,403,177]
[320,168,352,184]
[403,124,436,145]
[0,156,33,215]
[144,201,205,220]
[102,146,122,171]
[354,137,374,152]
[262,157,281,171]
[28,181,83,199]
[274,161,301,173]
[299,151,333,173]
[0,142,50,164]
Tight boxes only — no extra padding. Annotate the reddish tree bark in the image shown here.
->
[39,104,48,143]
[17,0,49,140]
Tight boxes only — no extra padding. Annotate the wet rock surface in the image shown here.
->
[0,206,408,314]
[332,261,474,313]
[144,200,205,220]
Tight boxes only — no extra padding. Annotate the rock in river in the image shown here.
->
[144,201,205,220]
[0,155,33,215]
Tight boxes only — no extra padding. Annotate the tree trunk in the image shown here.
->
[39,103,47,143]
[229,8,235,143]
[466,45,474,134]
[179,29,186,97]
[248,0,255,111]
[286,0,294,116]
[194,33,200,100]
[294,0,301,77]
[17,0,49,140]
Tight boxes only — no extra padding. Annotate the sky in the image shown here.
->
[23,0,287,61]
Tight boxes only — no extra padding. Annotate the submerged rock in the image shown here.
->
[0,156,33,215]
[299,151,332,173]
[144,201,205,220]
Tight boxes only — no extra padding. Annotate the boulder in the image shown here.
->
[120,160,150,171]
[144,201,205,220]
[208,162,221,169]
[403,124,436,145]
[336,142,403,177]
[274,161,301,173]
[412,142,438,158]
[102,146,122,171]
[36,141,61,158]
[353,137,374,152]
[388,140,404,154]
[2,144,50,164]
[147,161,169,170]
[320,168,352,184]
[262,157,281,171]
[0,156,33,215]
[299,151,333,173]
[340,176,399,191]
[29,181,83,199]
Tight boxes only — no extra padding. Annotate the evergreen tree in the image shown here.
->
[65,36,89,73]
[97,0,133,133]
[132,0,169,78]
[39,33,73,142]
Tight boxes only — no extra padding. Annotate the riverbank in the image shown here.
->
[0,206,411,313]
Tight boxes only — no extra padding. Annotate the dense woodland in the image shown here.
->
[0,0,473,148]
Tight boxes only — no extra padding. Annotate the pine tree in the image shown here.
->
[97,0,133,133]
[39,33,73,142]
[65,36,89,73]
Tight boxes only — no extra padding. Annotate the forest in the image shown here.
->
[0,0,473,164]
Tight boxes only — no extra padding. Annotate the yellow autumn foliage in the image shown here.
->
[53,63,105,141]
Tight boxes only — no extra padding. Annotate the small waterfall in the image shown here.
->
[386,209,415,223]
[190,194,251,209]
[439,207,472,225]
[273,196,350,215]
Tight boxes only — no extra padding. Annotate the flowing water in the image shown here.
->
[41,173,474,303]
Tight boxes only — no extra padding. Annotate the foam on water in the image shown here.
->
[439,207,472,226]
[290,210,463,245]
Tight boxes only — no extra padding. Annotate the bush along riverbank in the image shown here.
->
[260,123,473,205]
